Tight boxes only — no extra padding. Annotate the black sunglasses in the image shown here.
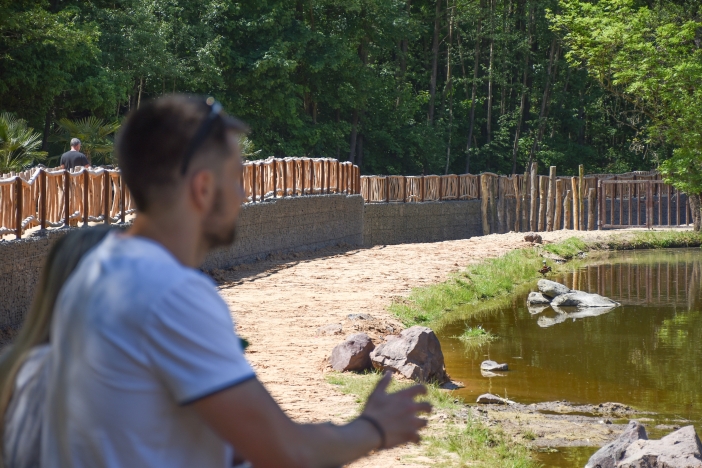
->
[180,97,223,175]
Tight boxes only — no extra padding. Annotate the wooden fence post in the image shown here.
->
[310,160,315,194]
[272,159,277,198]
[103,171,111,225]
[497,177,506,233]
[538,176,547,231]
[14,177,22,239]
[385,176,390,202]
[571,176,579,230]
[529,162,538,231]
[252,163,257,202]
[546,166,556,231]
[420,175,425,202]
[564,189,572,229]
[403,176,407,203]
[261,162,265,199]
[83,170,89,226]
[336,160,340,194]
[513,176,521,232]
[481,175,490,235]
[64,170,70,226]
[521,171,528,232]
[283,159,288,197]
[578,164,585,230]
[587,188,595,230]
[319,159,325,195]
[555,179,563,230]
[40,169,47,230]
[326,160,331,194]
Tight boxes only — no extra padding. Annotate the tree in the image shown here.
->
[0,112,47,173]
[52,117,120,165]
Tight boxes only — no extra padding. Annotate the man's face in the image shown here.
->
[201,133,245,250]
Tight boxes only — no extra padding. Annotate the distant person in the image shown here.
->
[43,95,432,468]
[59,138,90,170]
[0,226,112,468]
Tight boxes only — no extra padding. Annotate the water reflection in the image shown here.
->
[440,249,702,425]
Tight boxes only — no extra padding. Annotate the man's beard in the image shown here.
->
[203,188,237,250]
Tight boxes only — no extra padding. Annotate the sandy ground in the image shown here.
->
[215,228,670,466]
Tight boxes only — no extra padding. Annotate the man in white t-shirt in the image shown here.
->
[43,95,431,468]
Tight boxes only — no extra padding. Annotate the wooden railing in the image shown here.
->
[0,158,361,239]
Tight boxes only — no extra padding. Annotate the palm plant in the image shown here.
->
[52,117,120,166]
[0,112,47,174]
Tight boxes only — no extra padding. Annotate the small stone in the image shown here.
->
[476,393,508,405]
[537,279,571,298]
[329,333,375,372]
[551,291,620,308]
[480,360,508,371]
[316,323,343,336]
[527,292,551,306]
[347,313,373,321]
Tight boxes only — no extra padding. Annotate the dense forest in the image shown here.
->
[0,0,698,178]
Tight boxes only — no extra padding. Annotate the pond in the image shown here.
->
[438,248,702,467]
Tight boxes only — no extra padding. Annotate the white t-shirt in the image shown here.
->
[42,233,255,468]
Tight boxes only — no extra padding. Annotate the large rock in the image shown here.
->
[480,360,508,371]
[551,291,620,308]
[370,326,447,382]
[527,292,551,306]
[537,279,571,298]
[618,425,702,468]
[329,333,375,372]
[585,420,648,468]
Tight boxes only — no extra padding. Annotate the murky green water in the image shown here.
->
[438,248,702,467]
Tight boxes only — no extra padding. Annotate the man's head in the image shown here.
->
[116,94,249,250]
[70,138,81,151]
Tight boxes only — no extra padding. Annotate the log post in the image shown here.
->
[497,176,506,233]
[438,176,443,201]
[564,189,572,229]
[587,188,596,230]
[15,177,22,239]
[103,171,111,225]
[571,176,579,230]
[83,170,89,226]
[40,169,47,230]
[292,160,297,196]
[252,163,257,202]
[578,164,585,230]
[481,175,490,235]
[537,176,547,231]
[283,159,288,197]
[546,166,556,231]
[421,175,425,202]
[521,171,529,232]
[326,160,331,194]
[272,159,277,198]
[319,159,325,195]
[513,175,521,232]
[64,170,70,226]
[530,162,538,231]
[336,160,340,194]
[555,179,563,230]
[385,176,390,202]
[403,176,407,203]
[310,160,315,194]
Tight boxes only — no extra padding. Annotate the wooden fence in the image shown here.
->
[361,164,691,235]
[0,158,361,239]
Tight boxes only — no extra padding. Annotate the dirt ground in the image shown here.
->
[215,228,664,466]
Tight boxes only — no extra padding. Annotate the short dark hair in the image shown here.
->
[116,94,248,212]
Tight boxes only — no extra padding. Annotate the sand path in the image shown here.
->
[216,229,643,466]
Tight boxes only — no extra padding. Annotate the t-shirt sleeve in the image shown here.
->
[143,275,255,405]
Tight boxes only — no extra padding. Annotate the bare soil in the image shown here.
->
[215,229,660,466]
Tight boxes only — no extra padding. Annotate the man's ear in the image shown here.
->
[188,169,216,213]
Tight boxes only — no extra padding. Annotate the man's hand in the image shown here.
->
[360,372,432,449]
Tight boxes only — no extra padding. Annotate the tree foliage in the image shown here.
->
[51,117,120,165]
[0,0,667,176]
[0,112,46,173]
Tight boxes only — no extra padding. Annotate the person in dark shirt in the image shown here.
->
[60,138,90,170]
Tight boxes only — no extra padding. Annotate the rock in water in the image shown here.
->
[618,425,702,468]
[480,360,508,371]
[551,291,620,308]
[370,326,447,382]
[527,292,551,306]
[476,393,507,404]
[537,279,571,298]
[585,420,648,468]
[329,333,375,372]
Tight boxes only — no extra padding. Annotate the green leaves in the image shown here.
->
[51,117,120,165]
[0,112,47,173]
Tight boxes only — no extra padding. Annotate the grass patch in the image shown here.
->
[326,372,538,467]
[542,237,588,259]
[601,230,702,250]
[390,239,585,327]
[453,325,496,349]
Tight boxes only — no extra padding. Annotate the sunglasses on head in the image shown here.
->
[180,97,223,175]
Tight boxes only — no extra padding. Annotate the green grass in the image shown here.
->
[326,372,539,467]
[453,325,496,349]
[601,230,702,250]
[389,241,581,327]
[542,237,588,259]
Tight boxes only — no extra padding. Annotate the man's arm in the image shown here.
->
[192,372,431,468]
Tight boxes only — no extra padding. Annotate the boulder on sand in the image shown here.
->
[551,291,620,308]
[329,333,375,372]
[618,425,702,468]
[527,292,551,306]
[480,360,508,372]
[537,279,571,298]
[585,420,648,468]
[370,326,447,382]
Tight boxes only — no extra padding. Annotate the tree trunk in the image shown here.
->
[356,134,364,169]
[400,0,411,75]
[464,18,482,173]
[41,109,53,153]
[485,0,495,144]
[511,26,531,174]
[444,0,455,174]
[428,0,442,124]
[690,194,701,231]
[349,110,359,163]
[527,38,559,168]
